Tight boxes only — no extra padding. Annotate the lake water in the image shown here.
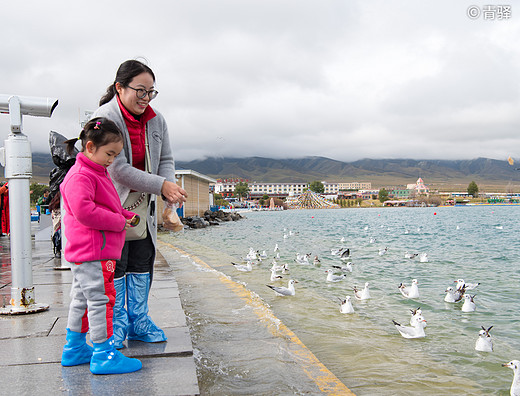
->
[160,206,520,395]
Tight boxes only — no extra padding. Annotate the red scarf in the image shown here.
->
[117,96,156,171]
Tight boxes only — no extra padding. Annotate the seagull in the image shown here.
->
[475,326,493,352]
[444,286,465,303]
[369,237,376,244]
[339,248,351,261]
[340,237,346,243]
[398,279,420,299]
[461,294,476,312]
[313,256,321,266]
[295,253,311,265]
[281,263,290,274]
[404,252,418,259]
[332,262,354,272]
[338,296,355,314]
[378,247,388,256]
[232,261,253,272]
[455,279,480,291]
[245,248,258,261]
[419,253,429,263]
[353,282,371,300]
[266,279,298,296]
[325,269,347,282]
[270,268,283,282]
[259,250,268,259]
[392,316,427,339]
[409,308,424,327]
[502,360,520,396]
[274,243,279,252]
[270,260,284,272]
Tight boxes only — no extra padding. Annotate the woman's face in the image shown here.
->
[116,72,155,116]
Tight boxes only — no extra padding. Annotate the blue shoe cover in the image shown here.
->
[127,273,167,343]
[90,337,142,375]
[113,277,129,349]
[61,329,93,366]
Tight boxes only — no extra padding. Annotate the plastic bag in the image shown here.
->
[163,202,184,231]
[46,131,78,203]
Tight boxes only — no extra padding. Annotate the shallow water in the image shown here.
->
[162,206,519,395]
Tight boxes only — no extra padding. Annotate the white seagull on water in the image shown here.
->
[461,294,477,312]
[353,282,371,300]
[409,308,425,327]
[266,279,298,296]
[404,252,418,259]
[398,279,420,299]
[475,326,493,352]
[325,269,347,282]
[338,296,355,314]
[269,268,283,282]
[455,278,480,291]
[378,247,388,256]
[232,261,253,272]
[444,286,465,303]
[502,360,520,396]
[332,262,354,273]
[392,316,427,339]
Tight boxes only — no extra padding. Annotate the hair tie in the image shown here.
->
[94,121,101,130]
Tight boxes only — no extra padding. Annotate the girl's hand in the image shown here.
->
[124,218,133,230]
[161,180,188,206]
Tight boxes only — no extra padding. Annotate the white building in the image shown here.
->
[338,182,372,190]
[214,180,373,199]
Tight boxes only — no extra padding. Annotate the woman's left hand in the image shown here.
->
[161,180,188,206]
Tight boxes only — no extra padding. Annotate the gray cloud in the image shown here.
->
[0,0,518,164]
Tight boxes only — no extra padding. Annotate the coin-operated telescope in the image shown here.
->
[0,94,58,314]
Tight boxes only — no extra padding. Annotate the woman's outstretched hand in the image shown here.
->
[161,180,188,206]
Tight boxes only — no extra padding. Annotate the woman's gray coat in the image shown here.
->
[92,97,176,246]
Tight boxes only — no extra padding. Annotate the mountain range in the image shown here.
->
[176,156,520,191]
[20,154,520,191]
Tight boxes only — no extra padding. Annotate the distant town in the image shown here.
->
[212,177,520,209]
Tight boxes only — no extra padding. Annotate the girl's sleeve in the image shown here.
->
[122,209,137,220]
[63,174,127,232]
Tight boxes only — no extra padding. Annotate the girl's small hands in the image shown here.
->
[124,218,133,230]
[130,215,140,227]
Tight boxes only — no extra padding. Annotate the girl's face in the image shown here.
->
[116,72,155,116]
[85,140,124,168]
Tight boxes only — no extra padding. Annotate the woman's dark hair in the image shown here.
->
[64,117,123,156]
[99,59,156,106]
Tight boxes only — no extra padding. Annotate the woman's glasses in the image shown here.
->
[126,86,159,100]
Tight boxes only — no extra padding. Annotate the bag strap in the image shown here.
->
[144,126,151,174]
[124,127,151,211]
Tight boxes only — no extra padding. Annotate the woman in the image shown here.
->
[92,59,187,349]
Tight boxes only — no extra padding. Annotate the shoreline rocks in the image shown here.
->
[177,209,245,230]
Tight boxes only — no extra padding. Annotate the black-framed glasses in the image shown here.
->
[126,85,159,100]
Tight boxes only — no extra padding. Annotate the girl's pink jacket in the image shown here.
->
[60,152,135,263]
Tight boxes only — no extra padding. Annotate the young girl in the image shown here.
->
[60,117,142,375]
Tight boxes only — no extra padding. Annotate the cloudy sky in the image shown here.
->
[1,0,519,163]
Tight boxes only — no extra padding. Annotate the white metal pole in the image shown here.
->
[0,95,54,315]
